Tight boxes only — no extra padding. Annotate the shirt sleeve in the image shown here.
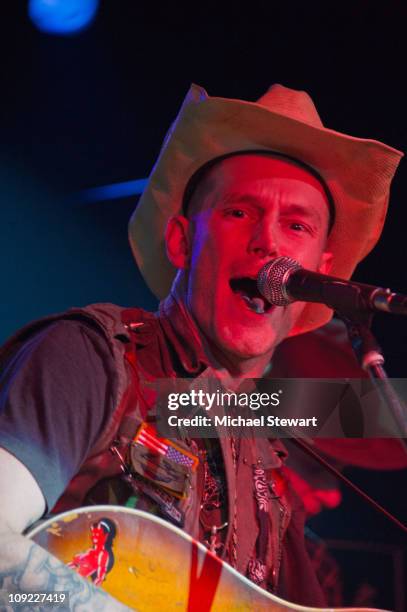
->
[0,319,119,510]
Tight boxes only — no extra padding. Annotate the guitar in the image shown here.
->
[28,506,388,611]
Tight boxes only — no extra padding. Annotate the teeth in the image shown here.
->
[242,295,265,314]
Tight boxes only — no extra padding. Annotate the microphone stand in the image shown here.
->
[338,308,407,440]
[286,307,407,535]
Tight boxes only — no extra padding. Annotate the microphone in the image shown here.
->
[257,256,407,316]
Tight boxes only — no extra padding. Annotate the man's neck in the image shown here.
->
[205,338,273,381]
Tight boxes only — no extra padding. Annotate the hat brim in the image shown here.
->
[129,84,403,335]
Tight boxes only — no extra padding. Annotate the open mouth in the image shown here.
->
[229,277,274,315]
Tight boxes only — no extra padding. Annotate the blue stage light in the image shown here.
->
[28,0,99,36]
[77,179,149,204]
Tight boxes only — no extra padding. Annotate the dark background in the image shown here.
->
[1,2,406,608]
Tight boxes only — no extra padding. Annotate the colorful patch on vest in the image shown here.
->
[129,423,198,498]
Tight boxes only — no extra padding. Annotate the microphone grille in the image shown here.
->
[257,256,301,306]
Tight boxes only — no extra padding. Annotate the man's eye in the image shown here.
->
[226,209,247,218]
[289,222,308,232]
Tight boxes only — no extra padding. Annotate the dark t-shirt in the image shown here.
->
[0,320,118,509]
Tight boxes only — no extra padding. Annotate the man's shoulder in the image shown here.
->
[273,318,364,377]
[3,302,154,345]
[0,303,156,372]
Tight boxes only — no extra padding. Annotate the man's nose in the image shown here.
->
[248,222,278,258]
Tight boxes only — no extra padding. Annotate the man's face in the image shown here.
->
[169,154,332,367]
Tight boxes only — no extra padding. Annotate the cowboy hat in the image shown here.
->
[128,83,403,335]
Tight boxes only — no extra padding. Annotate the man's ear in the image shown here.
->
[165,215,191,269]
[318,251,333,275]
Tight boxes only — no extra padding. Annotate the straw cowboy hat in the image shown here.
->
[128,83,403,335]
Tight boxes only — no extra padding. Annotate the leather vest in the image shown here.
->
[1,299,293,590]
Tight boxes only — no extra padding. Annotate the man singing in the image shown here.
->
[0,84,402,609]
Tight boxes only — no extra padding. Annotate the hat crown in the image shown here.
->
[257,84,324,128]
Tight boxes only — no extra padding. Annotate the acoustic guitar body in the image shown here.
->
[28,506,386,612]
